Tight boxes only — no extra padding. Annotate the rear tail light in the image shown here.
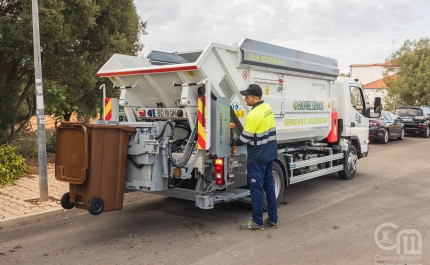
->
[418,123,425,128]
[215,158,224,185]
[138,109,145,116]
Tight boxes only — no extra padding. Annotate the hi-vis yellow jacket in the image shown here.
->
[234,101,278,163]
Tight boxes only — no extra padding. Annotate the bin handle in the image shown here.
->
[81,125,89,173]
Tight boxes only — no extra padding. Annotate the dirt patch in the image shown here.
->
[26,153,56,175]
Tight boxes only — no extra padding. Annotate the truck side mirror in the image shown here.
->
[373,97,382,114]
[366,97,382,118]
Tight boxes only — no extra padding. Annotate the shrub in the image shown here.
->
[10,131,38,158]
[10,130,57,157]
[0,145,30,187]
[0,130,9,145]
[46,130,56,154]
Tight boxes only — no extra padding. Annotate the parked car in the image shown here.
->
[369,111,404,144]
[395,106,430,138]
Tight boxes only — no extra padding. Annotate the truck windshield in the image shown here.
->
[395,108,423,117]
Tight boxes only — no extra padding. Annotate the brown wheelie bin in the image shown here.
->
[55,122,135,215]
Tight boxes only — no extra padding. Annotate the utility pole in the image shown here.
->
[31,0,49,202]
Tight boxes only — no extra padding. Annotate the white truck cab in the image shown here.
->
[334,77,370,157]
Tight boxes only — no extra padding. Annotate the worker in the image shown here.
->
[231,84,279,231]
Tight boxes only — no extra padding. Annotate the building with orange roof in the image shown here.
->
[362,77,388,105]
[349,62,397,106]
[349,62,392,85]
[362,75,396,105]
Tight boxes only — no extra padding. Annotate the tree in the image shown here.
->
[0,0,147,143]
[383,38,430,111]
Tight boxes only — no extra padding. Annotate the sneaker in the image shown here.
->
[264,217,279,228]
[240,220,264,231]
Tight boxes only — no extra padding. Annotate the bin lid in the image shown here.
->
[55,123,89,184]
[84,124,136,132]
[55,123,136,184]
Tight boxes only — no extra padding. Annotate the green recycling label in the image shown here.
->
[293,100,324,111]
[284,117,328,126]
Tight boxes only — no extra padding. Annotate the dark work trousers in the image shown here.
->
[247,161,278,225]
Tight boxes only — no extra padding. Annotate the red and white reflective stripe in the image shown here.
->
[97,65,198,77]
[197,95,207,150]
[104,98,112,121]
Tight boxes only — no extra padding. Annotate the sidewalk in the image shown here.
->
[0,165,69,225]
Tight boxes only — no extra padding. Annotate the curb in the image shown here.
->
[0,208,69,227]
[0,193,147,227]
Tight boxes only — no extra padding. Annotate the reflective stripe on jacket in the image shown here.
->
[235,101,278,163]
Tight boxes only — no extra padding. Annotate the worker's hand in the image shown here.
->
[230,138,236,146]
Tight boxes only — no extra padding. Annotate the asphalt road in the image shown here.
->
[1,135,429,265]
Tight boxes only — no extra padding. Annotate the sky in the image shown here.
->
[134,0,430,74]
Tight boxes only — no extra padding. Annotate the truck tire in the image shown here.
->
[263,162,285,211]
[88,197,104,215]
[60,192,74,210]
[422,127,429,138]
[338,145,358,180]
[379,129,389,144]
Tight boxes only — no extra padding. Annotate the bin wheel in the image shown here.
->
[88,197,104,215]
[60,192,74,209]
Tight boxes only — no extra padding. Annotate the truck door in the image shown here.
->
[348,86,369,153]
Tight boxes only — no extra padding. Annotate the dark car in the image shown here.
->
[369,111,404,144]
[395,106,430,138]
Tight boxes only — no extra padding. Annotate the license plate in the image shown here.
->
[402,118,412,122]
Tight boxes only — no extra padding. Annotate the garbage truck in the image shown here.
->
[56,38,381,215]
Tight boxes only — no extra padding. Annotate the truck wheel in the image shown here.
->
[60,192,74,210]
[379,130,389,144]
[263,162,285,211]
[338,145,358,180]
[422,127,429,138]
[397,128,405,140]
[88,197,104,215]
